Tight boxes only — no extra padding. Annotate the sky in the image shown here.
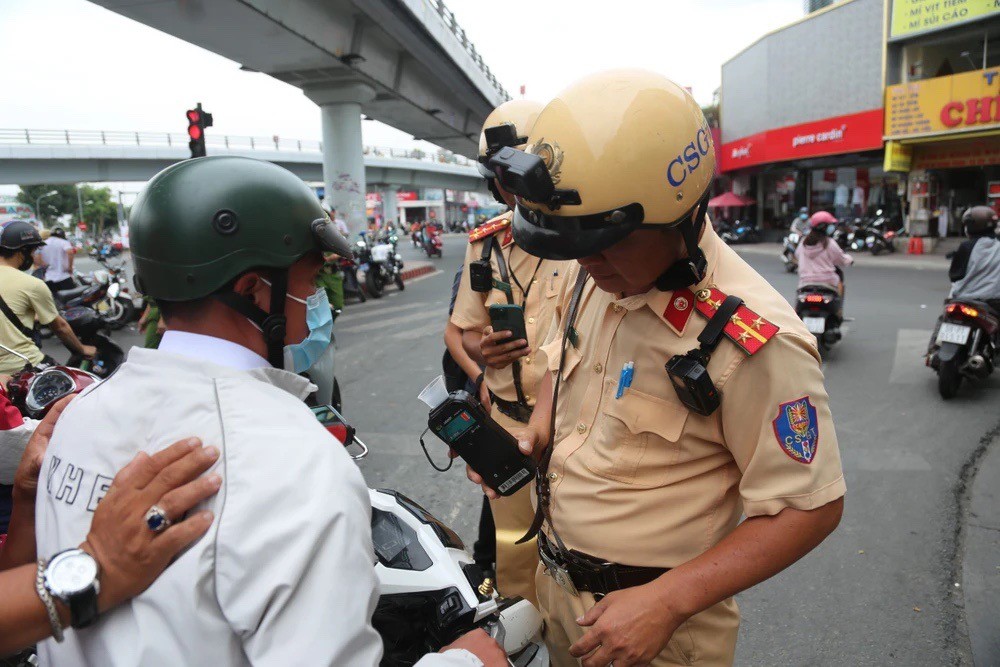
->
[0,0,806,193]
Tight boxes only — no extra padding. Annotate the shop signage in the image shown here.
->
[911,136,1000,169]
[397,191,418,201]
[883,141,914,172]
[889,0,998,40]
[988,181,1000,198]
[719,109,884,172]
[885,68,1000,139]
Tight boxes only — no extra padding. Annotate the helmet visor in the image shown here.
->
[511,203,645,261]
[311,218,354,258]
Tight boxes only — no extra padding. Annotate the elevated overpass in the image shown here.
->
[88,0,509,233]
[0,129,489,226]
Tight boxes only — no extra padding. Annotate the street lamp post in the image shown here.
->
[35,190,58,225]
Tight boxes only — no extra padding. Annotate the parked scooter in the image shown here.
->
[795,284,844,351]
[928,299,999,399]
[863,210,897,256]
[719,219,759,245]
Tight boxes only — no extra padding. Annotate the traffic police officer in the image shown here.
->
[447,99,572,606]
[478,70,846,666]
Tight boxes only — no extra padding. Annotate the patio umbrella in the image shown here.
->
[708,192,756,207]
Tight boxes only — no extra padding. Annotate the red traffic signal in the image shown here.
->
[186,103,212,158]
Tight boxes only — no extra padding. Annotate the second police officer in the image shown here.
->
[447,99,573,606]
[470,69,846,666]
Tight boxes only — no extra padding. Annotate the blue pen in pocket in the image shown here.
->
[615,363,628,399]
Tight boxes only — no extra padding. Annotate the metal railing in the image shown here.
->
[0,129,476,167]
[426,0,510,101]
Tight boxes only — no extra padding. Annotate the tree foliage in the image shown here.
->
[16,183,118,234]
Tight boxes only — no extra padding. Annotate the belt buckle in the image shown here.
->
[540,544,579,597]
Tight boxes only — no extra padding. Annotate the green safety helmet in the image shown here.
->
[130,155,353,366]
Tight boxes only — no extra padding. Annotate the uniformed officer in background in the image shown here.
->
[446,99,572,606]
[470,69,846,666]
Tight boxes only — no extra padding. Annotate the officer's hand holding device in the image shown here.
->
[488,304,528,346]
[419,376,535,497]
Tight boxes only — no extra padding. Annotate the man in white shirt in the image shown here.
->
[34,156,503,667]
[34,227,75,293]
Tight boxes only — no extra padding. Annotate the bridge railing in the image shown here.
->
[426,0,510,101]
[0,129,477,167]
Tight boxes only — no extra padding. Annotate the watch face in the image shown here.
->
[46,550,98,596]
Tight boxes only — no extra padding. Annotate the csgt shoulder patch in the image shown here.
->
[468,214,512,243]
[772,396,819,464]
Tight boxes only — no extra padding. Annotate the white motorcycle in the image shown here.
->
[320,409,549,666]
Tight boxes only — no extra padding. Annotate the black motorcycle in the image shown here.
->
[719,219,759,244]
[795,284,843,351]
[63,306,125,377]
[928,299,999,399]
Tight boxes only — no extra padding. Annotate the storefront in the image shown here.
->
[720,109,891,230]
[884,66,1000,235]
[718,0,889,233]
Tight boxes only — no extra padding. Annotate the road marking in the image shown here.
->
[337,309,445,334]
[889,329,933,385]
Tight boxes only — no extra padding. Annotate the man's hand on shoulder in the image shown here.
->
[442,628,507,666]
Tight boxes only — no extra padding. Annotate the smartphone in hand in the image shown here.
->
[489,304,528,345]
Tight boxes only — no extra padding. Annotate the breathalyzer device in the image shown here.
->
[419,376,535,496]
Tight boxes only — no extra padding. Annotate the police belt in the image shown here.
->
[489,393,533,424]
[538,533,668,598]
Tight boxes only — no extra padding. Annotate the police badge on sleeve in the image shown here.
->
[772,397,819,464]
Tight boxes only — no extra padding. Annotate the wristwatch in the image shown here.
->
[43,548,101,629]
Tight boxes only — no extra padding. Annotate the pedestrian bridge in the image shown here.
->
[0,129,487,194]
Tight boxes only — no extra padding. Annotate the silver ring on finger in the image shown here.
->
[144,504,172,533]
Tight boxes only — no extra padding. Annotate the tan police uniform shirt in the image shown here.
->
[536,225,845,659]
[0,265,59,374]
[450,212,568,405]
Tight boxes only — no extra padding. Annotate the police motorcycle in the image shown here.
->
[928,299,999,399]
[795,283,843,352]
[356,232,405,299]
[313,407,549,667]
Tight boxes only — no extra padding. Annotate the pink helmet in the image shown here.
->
[808,211,837,229]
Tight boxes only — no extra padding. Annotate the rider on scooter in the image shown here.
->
[795,211,853,320]
[949,206,1000,314]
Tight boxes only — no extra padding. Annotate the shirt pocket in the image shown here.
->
[583,381,689,488]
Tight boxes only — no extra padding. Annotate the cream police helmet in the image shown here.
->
[476,99,544,179]
[505,69,716,261]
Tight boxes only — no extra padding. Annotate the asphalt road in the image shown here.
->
[59,236,998,665]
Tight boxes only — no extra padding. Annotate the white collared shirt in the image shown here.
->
[35,338,480,666]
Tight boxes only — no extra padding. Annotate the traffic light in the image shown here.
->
[186,103,213,158]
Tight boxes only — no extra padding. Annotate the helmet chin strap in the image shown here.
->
[655,192,711,292]
[211,269,289,368]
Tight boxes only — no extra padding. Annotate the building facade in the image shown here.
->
[720,0,1000,235]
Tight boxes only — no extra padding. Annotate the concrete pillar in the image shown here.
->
[304,82,376,237]
[381,186,399,230]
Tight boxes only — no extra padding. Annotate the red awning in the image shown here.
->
[707,192,755,208]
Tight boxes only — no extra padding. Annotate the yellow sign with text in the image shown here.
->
[885,68,1000,139]
[883,141,914,171]
[890,0,999,39]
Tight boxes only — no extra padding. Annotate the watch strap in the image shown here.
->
[35,558,65,643]
[67,581,100,629]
